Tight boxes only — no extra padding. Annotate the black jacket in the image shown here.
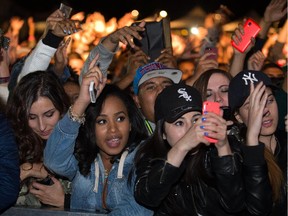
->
[270,130,287,216]
[134,136,273,216]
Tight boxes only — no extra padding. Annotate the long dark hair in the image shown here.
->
[6,71,70,164]
[193,69,232,101]
[74,84,147,176]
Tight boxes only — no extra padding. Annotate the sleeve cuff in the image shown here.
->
[241,143,265,166]
[42,30,63,48]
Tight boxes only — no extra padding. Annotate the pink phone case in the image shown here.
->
[202,101,220,143]
[231,18,261,53]
[204,47,218,61]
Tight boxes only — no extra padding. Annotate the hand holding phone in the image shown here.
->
[132,18,171,62]
[36,176,54,186]
[202,101,220,143]
[231,18,261,53]
[59,3,72,18]
[204,47,218,61]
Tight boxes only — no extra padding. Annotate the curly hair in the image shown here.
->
[74,84,148,176]
[6,71,70,164]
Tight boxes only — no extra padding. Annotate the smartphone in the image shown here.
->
[202,101,220,143]
[89,81,97,103]
[231,18,261,53]
[59,3,73,19]
[36,176,54,186]
[132,18,171,62]
[221,106,231,121]
[204,47,218,61]
[132,21,164,62]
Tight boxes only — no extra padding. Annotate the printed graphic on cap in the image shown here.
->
[178,88,192,101]
[139,62,167,76]
[242,72,258,85]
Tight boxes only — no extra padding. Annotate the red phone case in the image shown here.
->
[202,101,220,143]
[231,18,261,53]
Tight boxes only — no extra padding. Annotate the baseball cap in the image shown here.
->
[154,83,202,123]
[133,62,182,94]
[228,70,277,112]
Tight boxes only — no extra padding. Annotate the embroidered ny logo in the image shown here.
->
[242,72,258,85]
[178,88,192,101]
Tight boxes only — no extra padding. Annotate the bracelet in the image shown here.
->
[68,105,86,125]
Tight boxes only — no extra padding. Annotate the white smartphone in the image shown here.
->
[89,81,97,103]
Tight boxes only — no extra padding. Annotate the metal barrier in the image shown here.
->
[2,206,107,216]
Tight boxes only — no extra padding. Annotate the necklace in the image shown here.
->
[104,169,110,179]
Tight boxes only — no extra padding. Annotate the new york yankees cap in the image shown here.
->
[228,70,276,113]
[154,83,202,123]
[133,62,182,95]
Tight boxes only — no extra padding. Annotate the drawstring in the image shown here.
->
[93,150,129,192]
[117,149,129,178]
[93,159,100,193]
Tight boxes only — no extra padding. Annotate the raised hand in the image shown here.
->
[195,51,218,74]
[263,0,287,23]
[54,37,71,76]
[247,51,266,71]
[231,19,256,55]
[155,47,177,68]
[246,82,268,146]
[9,16,24,36]
[103,21,145,50]
[127,46,149,75]
[45,9,80,38]
[74,54,107,116]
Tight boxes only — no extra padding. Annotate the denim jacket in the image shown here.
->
[44,114,152,216]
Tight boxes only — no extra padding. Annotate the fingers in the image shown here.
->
[31,181,46,191]
[57,20,79,35]
[117,24,145,48]
[59,37,71,49]
[198,113,227,142]
[88,53,100,70]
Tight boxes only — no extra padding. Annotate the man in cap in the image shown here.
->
[133,61,182,135]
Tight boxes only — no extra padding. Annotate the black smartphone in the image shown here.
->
[36,176,54,186]
[221,106,232,121]
[132,18,171,62]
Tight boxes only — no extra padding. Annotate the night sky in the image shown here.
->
[2,0,271,22]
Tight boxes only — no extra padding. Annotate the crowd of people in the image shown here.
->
[0,0,287,215]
